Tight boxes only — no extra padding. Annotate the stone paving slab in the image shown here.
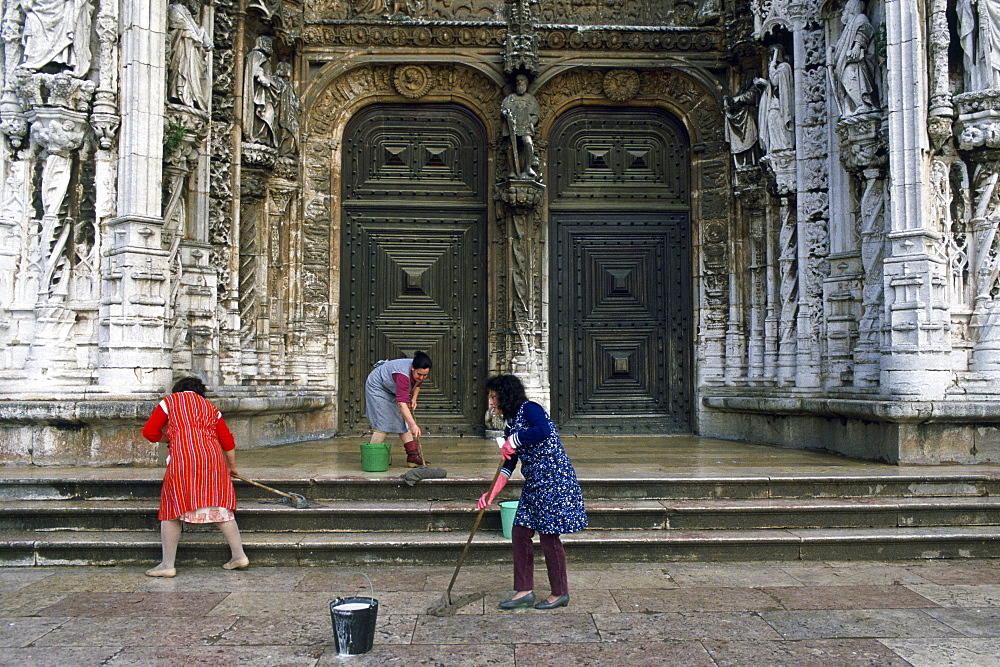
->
[0,559,999,665]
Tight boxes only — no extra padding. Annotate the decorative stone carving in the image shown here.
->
[393,64,431,99]
[501,74,540,180]
[831,0,877,118]
[603,69,640,102]
[167,2,212,111]
[20,0,94,77]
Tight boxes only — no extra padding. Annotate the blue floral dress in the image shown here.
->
[501,401,588,535]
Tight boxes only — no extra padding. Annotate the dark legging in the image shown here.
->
[511,524,568,596]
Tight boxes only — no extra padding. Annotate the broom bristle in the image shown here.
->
[427,591,487,617]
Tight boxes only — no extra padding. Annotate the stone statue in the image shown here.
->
[242,36,277,147]
[167,3,212,110]
[755,44,795,155]
[32,118,85,219]
[724,84,761,170]
[20,0,94,77]
[501,74,540,179]
[958,0,1000,92]
[274,61,301,157]
[831,0,877,117]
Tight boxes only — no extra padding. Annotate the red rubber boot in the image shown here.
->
[403,440,425,467]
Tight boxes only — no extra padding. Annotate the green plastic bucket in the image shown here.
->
[500,500,519,540]
[359,442,391,472]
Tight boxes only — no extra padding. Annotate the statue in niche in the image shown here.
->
[831,0,877,117]
[724,83,761,170]
[958,0,1000,92]
[755,44,795,155]
[501,73,540,179]
[274,61,301,157]
[20,0,94,76]
[242,36,277,147]
[167,3,212,110]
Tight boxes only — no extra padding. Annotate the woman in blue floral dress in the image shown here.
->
[478,374,588,610]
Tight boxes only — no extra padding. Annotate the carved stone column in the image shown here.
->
[98,0,171,389]
[837,112,887,387]
[496,178,547,404]
[866,0,951,396]
[956,92,1000,376]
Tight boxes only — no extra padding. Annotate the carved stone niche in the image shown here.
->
[836,111,887,174]
[955,91,1000,152]
[496,178,545,212]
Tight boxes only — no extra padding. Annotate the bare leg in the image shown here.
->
[146,519,181,576]
[369,431,388,444]
[217,519,249,568]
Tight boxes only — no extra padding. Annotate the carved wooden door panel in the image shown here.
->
[550,107,692,432]
[339,105,488,435]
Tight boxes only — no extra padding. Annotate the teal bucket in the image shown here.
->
[500,500,519,540]
[359,442,391,472]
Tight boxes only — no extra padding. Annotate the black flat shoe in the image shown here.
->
[534,594,570,609]
[498,592,535,609]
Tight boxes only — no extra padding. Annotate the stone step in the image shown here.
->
[2,473,998,501]
[4,497,1000,532]
[3,526,998,567]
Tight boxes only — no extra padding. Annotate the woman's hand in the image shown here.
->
[501,438,516,460]
[477,492,492,510]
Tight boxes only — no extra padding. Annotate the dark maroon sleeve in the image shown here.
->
[392,372,410,403]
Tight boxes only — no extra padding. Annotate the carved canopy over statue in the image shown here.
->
[958,0,1000,92]
[20,0,94,77]
[831,0,877,117]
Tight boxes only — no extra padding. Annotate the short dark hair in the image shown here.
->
[171,376,207,396]
[485,374,527,420]
[412,350,432,369]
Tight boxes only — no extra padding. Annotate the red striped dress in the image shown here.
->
[142,391,237,521]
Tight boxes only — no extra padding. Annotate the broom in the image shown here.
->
[426,458,506,616]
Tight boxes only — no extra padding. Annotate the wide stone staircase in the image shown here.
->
[2,470,999,567]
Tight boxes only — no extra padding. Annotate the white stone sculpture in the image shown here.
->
[167,3,212,110]
[958,0,1000,92]
[20,0,94,77]
[755,44,795,155]
[500,73,540,179]
[242,36,277,147]
[32,118,85,219]
[831,0,877,116]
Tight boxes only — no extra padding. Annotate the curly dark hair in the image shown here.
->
[412,350,432,369]
[171,376,207,397]
[485,374,527,420]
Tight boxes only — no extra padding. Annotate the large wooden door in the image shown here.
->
[549,107,692,432]
[339,105,487,435]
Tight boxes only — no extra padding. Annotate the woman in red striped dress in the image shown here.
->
[142,377,248,577]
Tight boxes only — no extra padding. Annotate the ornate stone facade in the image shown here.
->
[0,0,997,464]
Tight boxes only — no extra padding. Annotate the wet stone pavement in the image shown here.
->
[1,559,999,666]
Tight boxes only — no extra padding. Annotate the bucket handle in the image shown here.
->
[337,571,375,602]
